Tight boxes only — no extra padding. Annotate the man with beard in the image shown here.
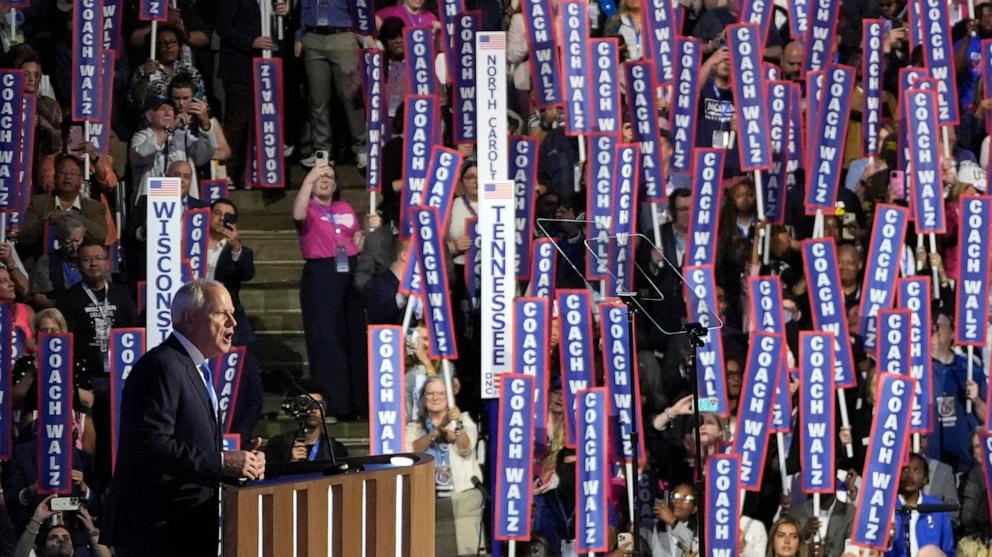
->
[780,42,804,82]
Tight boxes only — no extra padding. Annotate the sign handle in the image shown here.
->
[508,540,516,557]
[838,393,854,458]
[776,431,789,495]
[967,346,974,414]
[442,359,456,410]
[369,191,377,231]
[928,233,940,300]
[813,209,824,238]
[754,170,769,265]
[912,432,921,453]
[650,201,663,248]
[150,21,158,62]
[9,8,15,43]
[83,121,91,182]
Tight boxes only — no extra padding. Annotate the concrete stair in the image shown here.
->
[231,163,372,453]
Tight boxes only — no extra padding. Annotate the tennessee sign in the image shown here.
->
[494,374,536,541]
[368,325,405,455]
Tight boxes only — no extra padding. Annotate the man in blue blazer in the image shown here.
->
[885,453,955,557]
[106,280,266,556]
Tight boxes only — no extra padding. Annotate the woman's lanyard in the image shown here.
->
[621,16,641,49]
[308,439,321,461]
[313,201,344,239]
[461,196,477,218]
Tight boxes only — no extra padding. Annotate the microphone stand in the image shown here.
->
[685,322,708,557]
[896,502,959,554]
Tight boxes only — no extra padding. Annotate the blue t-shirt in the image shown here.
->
[695,79,741,177]
[955,35,982,111]
[926,354,987,473]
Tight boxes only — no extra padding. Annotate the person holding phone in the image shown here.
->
[14,495,111,557]
[292,164,374,420]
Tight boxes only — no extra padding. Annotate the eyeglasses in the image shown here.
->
[671,494,696,502]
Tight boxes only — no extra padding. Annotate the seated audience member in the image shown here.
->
[207,198,262,440]
[784,491,854,557]
[262,380,348,464]
[649,482,699,556]
[363,237,409,325]
[10,309,66,409]
[128,25,206,110]
[29,215,86,308]
[886,453,955,557]
[128,96,218,205]
[405,375,482,556]
[20,155,109,257]
[56,241,138,377]
[168,75,231,166]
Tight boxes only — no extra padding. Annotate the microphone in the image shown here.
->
[471,476,489,502]
[280,369,340,469]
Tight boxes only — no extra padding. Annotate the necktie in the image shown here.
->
[200,361,219,416]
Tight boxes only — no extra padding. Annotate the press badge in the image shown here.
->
[335,245,349,272]
[713,130,735,149]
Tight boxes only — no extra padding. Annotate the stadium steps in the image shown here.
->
[229,163,372,453]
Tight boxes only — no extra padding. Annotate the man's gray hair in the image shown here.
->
[171,279,225,324]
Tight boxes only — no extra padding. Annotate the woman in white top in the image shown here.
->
[405,375,483,556]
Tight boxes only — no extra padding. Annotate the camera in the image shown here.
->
[281,394,323,440]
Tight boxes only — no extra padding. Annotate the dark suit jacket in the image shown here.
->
[216,0,262,83]
[107,335,222,556]
[213,243,255,345]
[20,193,109,255]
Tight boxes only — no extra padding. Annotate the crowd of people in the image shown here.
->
[0,0,989,555]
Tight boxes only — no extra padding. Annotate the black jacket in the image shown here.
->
[216,0,263,83]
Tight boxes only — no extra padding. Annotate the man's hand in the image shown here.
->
[71,469,89,494]
[802,517,821,540]
[222,221,241,251]
[966,380,981,401]
[32,494,57,524]
[223,450,266,480]
[291,441,307,462]
[0,242,16,267]
[294,41,303,58]
[186,97,211,127]
[252,36,274,50]
[455,235,472,253]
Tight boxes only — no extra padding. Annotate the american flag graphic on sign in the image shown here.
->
[479,33,505,50]
[148,178,180,197]
[484,182,513,200]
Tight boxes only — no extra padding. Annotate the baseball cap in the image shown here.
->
[956,160,987,192]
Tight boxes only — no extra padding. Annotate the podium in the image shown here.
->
[222,454,436,557]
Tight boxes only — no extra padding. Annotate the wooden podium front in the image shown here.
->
[222,454,435,557]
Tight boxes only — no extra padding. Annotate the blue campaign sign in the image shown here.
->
[182,208,209,280]
[918,0,959,124]
[590,39,622,136]
[851,373,916,550]
[452,12,480,144]
[727,23,771,171]
[586,135,617,280]
[599,300,646,464]
[138,0,167,21]
[683,265,729,416]
[522,0,563,107]
[110,328,145,472]
[858,204,909,350]
[400,96,438,239]
[876,309,911,376]
[802,0,838,72]
[671,37,702,172]
[706,455,742,557]
[805,65,854,215]
[862,20,885,156]
[801,238,856,387]
[624,62,664,202]
[362,49,385,190]
[765,80,791,223]
[559,0,591,134]
[495,374,536,541]
[72,0,104,122]
[906,88,946,233]
[252,58,286,188]
[608,143,639,296]
[800,332,835,493]
[733,332,783,490]
[748,276,792,432]
[642,0,677,84]
[514,298,550,437]
[423,146,463,232]
[556,290,596,447]
[368,325,406,455]
[211,347,246,434]
[511,137,538,280]
[37,333,74,494]
[576,387,610,553]
[685,148,724,267]
[404,26,438,97]
[896,277,933,433]
[955,195,992,345]
[529,238,557,299]
[412,207,458,359]
[0,71,21,214]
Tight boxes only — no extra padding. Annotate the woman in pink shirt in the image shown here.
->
[292,165,368,419]
[376,0,441,32]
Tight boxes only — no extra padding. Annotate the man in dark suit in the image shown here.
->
[207,198,261,441]
[107,280,266,556]
[787,492,855,557]
[20,154,109,259]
